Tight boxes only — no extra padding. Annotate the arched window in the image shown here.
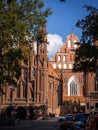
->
[70,80,77,95]
[17,85,20,98]
[32,68,35,76]
[74,44,77,48]
[23,85,26,98]
[53,63,56,69]
[58,55,61,62]
[74,40,77,48]
[63,64,67,69]
[58,64,61,69]
[68,76,79,96]
[69,64,72,69]
[68,40,71,48]
[63,56,66,62]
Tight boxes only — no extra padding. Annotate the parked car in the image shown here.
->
[84,114,98,130]
[59,114,75,130]
[90,110,98,115]
[73,113,89,130]
[57,115,66,122]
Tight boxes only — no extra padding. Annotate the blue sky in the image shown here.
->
[42,0,98,59]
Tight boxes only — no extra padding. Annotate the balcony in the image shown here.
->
[90,91,98,100]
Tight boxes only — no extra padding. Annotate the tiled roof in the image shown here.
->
[48,62,59,79]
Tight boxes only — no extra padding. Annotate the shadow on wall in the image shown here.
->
[0,104,48,124]
[15,106,26,120]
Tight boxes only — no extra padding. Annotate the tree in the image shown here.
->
[73,42,98,74]
[76,5,98,43]
[73,41,98,96]
[73,5,98,73]
[73,5,98,96]
[0,0,51,90]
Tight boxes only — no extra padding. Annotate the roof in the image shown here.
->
[66,33,79,40]
[48,62,60,79]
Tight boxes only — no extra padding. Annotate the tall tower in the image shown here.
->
[35,25,48,106]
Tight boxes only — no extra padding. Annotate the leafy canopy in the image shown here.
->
[76,5,98,43]
[73,42,98,74]
[0,0,51,85]
[73,5,98,74]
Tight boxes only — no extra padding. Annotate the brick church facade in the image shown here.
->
[0,27,61,119]
[0,28,98,119]
[49,33,98,113]
[49,33,86,110]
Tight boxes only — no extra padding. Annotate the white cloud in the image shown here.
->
[47,34,64,59]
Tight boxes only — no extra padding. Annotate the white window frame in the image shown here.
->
[68,40,71,48]
[69,64,72,69]
[74,40,77,48]
[58,64,61,69]
[63,56,66,62]
[58,55,61,62]
[63,64,67,69]
[53,63,56,69]
[68,76,80,96]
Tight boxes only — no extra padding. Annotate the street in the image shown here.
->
[0,118,60,130]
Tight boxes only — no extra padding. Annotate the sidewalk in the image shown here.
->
[15,119,33,127]
[0,117,58,129]
[0,119,33,129]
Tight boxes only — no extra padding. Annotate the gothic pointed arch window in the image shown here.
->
[23,84,27,98]
[17,84,20,98]
[58,55,61,62]
[63,64,67,69]
[53,63,56,69]
[58,63,61,69]
[68,76,80,96]
[68,40,71,48]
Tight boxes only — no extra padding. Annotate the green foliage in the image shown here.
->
[74,5,98,74]
[62,100,80,106]
[76,5,98,42]
[73,42,98,74]
[0,0,51,86]
[62,100,72,105]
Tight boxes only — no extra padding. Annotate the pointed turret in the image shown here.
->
[35,25,48,105]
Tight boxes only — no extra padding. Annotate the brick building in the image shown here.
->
[49,33,85,112]
[0,29,97,119]
[49,33,98,113]
[0,27,61,119]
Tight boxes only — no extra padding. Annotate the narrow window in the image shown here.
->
[68,76,79,96]
[68,40,71,48]
[69,64,72,69]
[69,80,78,95]
[63,56,66,62]
[58,55,61,62]
[63,64,67,69]
[58,64,61,69]
[53,64,56,69]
